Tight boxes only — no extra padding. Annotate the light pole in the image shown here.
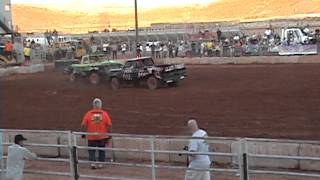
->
[134,0,139,57]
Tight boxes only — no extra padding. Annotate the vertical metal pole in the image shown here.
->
[72,146,79,180]
[134,0,139,57]
[68,132,76,180]
[239,139,249,180]
[150,137,156,180]
[244,139,249,180]
[238,139,244,180]
[0,129,4,180]
[73,133,79,180]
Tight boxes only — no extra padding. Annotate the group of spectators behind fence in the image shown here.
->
[7,28,320,62]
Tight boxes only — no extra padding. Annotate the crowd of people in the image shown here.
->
[2,27,320,65]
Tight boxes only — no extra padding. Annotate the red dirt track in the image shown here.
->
[1,63,320,140]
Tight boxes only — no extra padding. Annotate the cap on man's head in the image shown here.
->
[92,98,102,109]
[14,134,27,144]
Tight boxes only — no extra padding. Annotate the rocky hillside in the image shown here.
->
[12,0,320,33]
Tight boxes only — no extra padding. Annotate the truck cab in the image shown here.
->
[108,57,186,90]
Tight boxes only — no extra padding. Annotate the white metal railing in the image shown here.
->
[1,129,320,180]
[244,138,320,179]
[73,132,240,180]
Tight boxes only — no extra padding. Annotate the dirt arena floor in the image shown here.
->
[1,63,320,140]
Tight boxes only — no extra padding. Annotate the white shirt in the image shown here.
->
[6,144,37,180]
[188,129,211,169]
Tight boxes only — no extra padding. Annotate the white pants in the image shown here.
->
[185,170,211,180]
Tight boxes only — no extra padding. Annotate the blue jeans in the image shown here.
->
[88,139,106,162]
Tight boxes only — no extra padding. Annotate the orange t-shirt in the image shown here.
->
[81,109,112,140]
[5,42,13,52]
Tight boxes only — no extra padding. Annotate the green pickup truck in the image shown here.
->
[64,54,123,85]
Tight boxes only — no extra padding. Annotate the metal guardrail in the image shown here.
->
[1,130,320,180]
[243,138,320,179]
[0,129,74,179]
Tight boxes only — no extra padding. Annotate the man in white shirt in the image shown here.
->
[185,119,211,180]
[6,134,37,180]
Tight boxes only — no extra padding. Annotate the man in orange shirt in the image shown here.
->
[81,98,112,169]
[4,40,13,60]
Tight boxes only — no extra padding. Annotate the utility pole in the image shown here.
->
[134,0,139,57]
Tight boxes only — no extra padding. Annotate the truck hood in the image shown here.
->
[155,64,185,72]
[71,60,123,68]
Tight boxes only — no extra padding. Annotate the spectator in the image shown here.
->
[137,44,142,57]
[111,43,117,59]
[217,29,222,42]
[185,119,211,180]
[23,45,31,66]
[200,42,205,57]
[6,134,37,180]
[168,42,174,58]
[155,44,161,59]
[81,98,112,169]
[175,43,180,57]
[4,40,13,60]
[121,43,127,57]
[162,44,168,58]
[151,44,155,58]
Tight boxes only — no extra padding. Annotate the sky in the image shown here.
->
[12,0,217,13]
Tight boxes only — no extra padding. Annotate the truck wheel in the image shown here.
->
[89,72,100,85]
[69,73,77,82]
[147,76,160,90]
[111,78,120,91]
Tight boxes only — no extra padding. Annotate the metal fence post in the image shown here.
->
[72,146,79,180]
[68,131,76,180]
[239,139,249,180]
[0,129,4,180]
[150,137,156,180]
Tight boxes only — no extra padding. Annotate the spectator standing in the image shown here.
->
[23,45,31,66]
[162,44,168,58]
[185,119,211,180]
[121,43,127,57]
[155,44,161,59]
[168,42,174,58]
[4,40,13,60]
[111,43,118,59]
[6,134,37,180]
[151,44,156,58]
[200,42,205,57]
[81,98,112,169]
[175,43,180,57]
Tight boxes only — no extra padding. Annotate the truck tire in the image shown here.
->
[89,72,100,85]
[147,76,160,90]
[111,77,120,91]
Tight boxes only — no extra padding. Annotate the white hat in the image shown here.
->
[92,98,102,108]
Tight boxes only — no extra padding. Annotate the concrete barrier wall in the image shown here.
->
[299,144,320,171]
[247,142,299,169]
[0,64,45,77]
[2,132,320,171]
[153,55,320,65]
